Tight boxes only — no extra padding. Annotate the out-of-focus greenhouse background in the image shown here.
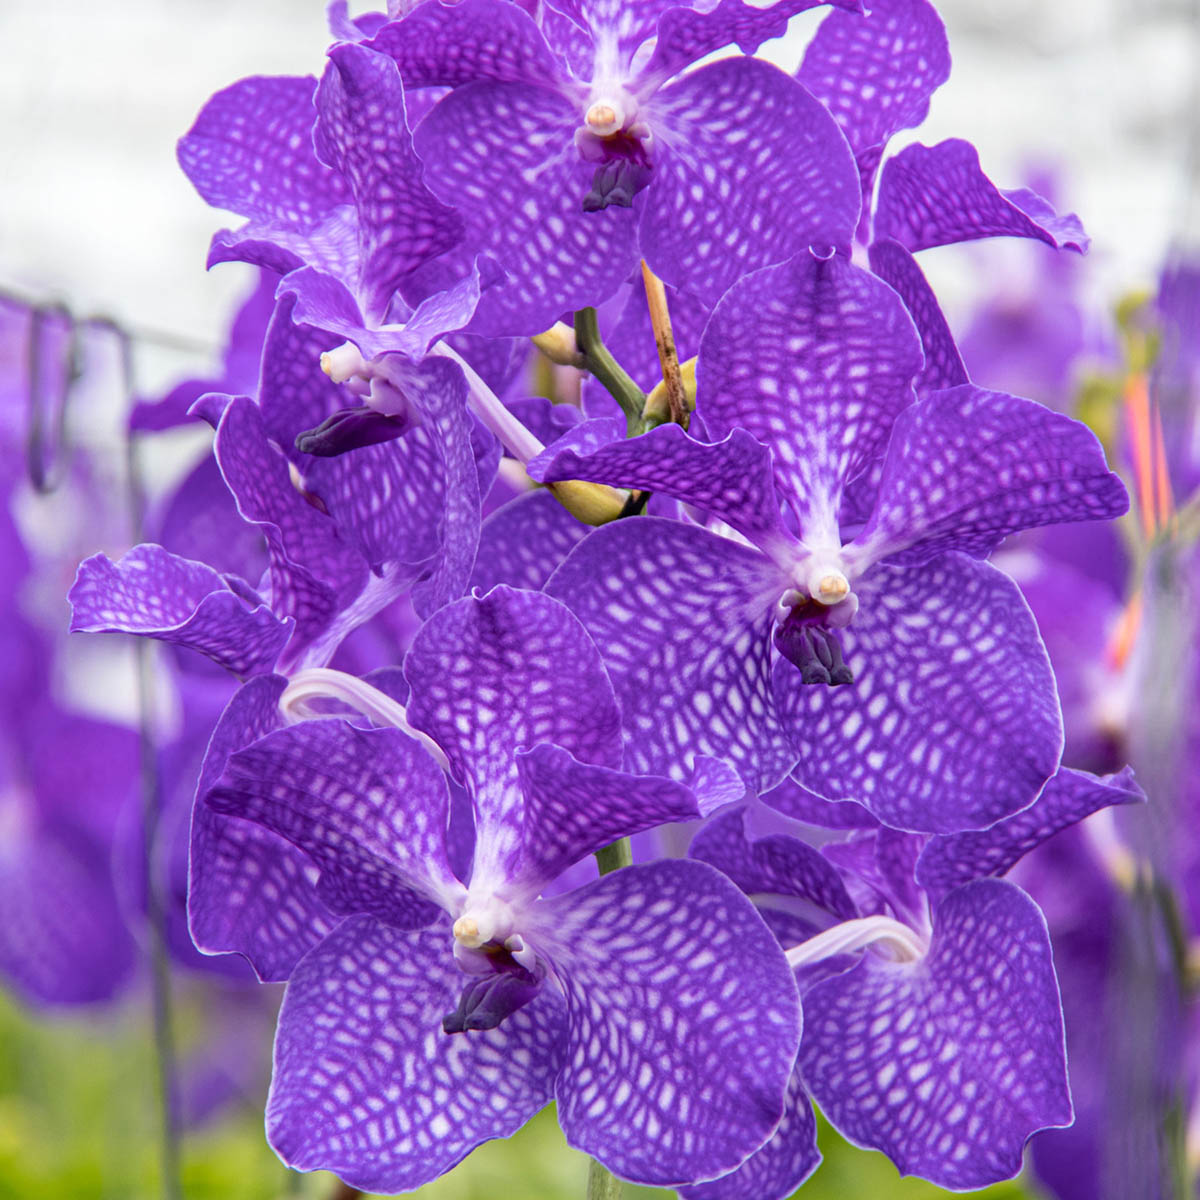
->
[1,0,1197,1196]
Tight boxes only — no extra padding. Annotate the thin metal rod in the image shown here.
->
[121,326,183,1200]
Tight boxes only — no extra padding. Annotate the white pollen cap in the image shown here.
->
[320,341,368,384]
[806,564,851,606]
[585,98,625,136]
[453,912,495,949]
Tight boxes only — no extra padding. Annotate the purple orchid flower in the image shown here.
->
[683,765,1143,1196]
[199,586,800,1190]
[365,0,863,334]
[533,250,1128,831]
[179,38,530,462]
[67,324,490,676]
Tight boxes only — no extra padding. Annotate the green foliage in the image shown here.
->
[0,991,1044,1199]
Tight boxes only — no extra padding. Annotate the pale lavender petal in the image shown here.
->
[799,0,949,212]
[531,859,800,1186]
[868,238,967,392]
[404,587,622,876]
[546,518,796,793]
[314,43,463,321]
[208,718,461,923]
[68,545,291,677]
[643,60,861,304]
[470,488,589,593]
[414,82,639,336]
[917,766,1145,896]
[698,250,922,538]
[689,808,857,920]
[367,0,568,88]
[189,676,337,980]
[512,742,699,892]
[848,384,1129,569]
[874,140,1090,254]
[776,556,1063,833]
[268,916,564,1193]
[177,75,349,226]
[528,422,791,548]
[801,879,1072,1189]
[638,0,864,89]
[680,1067,819,1200]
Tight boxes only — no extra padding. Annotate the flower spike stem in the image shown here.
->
[639,261,689,430]
[586,836,633,1198]
[587,1157,624,1200]
[594,837,633,875]
[574,306,646,436]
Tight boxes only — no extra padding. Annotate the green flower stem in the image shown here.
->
[586,836,632,1198]
[594,837,633,875]
[587,1157,624,1200]
[574,307,646,437]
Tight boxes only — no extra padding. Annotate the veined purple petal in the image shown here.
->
[404,587,622,883]
[689,808,858,920]
[214,397,367,661]
[188,676,337,980]
[698,250,922,542]
[327,0,387,42]
[267,916,564,1193]
[760,773,878,829]
[414,81,640,335]
[874,139,1090,254]
[68,545,292,677]
[638,0,863,90]
[546,517,796,793]
[178,75,349,227]
[470,488,589,593]
[512,742,699,894]
[208,718,462,925]
[643,60,861,305]
[847,384,1130,569]
[529,422,792,549]
[314,43,463,322]
[776,556,1063,833]
[258,292,347,457]
[207,204,362,280]
[801,879,1071,1189]
[868,238,968,393]
[917,766,1145,897]
[531,859,800,1186]
[799,0,949,218]
[367,0,569,88]
[387,355,485,618]
[680,1067,820,1200]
